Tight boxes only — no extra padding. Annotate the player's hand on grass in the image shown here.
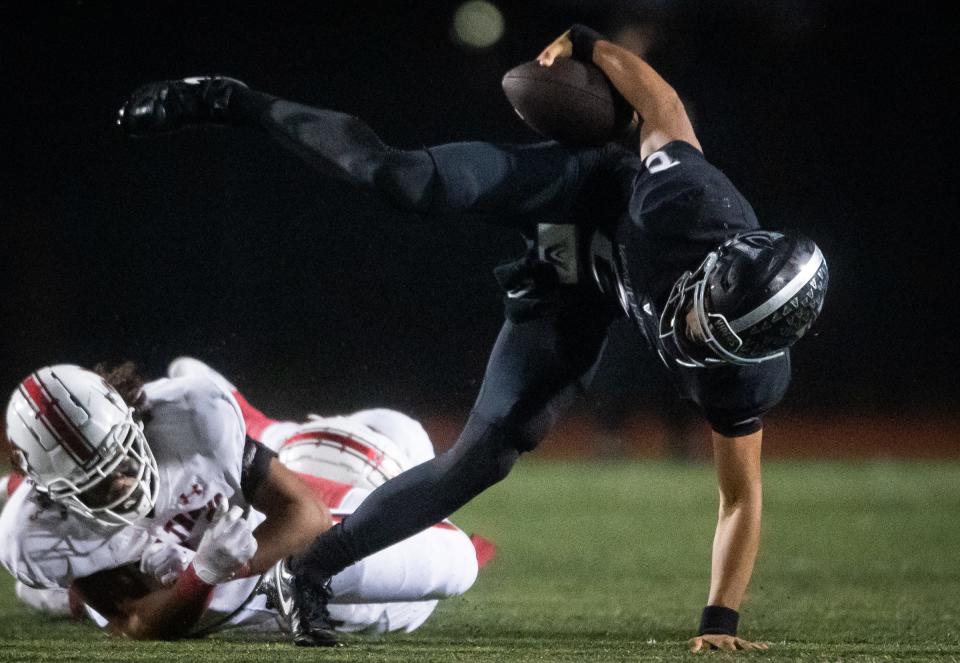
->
[688,634,769,653]
[192,503,257,584]
[536,30,573,66]
[140,540,195,586]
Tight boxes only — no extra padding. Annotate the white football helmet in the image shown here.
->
[278,415,413,490]
[5,365,159,527]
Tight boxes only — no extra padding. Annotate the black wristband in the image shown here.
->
[239,436,277,502]
[568,24,605,62]
[698,605,739,636]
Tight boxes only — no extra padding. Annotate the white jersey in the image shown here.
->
[0,376,263,631]
[203,478,478,635]
[1,391,479,636]
[198,409,477,635]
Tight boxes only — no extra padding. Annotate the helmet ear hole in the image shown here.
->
[706,315,742,353]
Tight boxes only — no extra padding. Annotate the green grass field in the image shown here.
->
[2,460,959,662]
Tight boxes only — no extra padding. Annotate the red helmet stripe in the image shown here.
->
[20,375,96,465]
[283,431,382,463]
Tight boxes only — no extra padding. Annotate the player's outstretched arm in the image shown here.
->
[72,565,206,639]
[68,464,328,640]
[537,27,701,159]
[72,505,257,639]
[244,458,333,576]
[688,429,769,654]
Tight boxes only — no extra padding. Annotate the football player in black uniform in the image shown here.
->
[119,26,827,651]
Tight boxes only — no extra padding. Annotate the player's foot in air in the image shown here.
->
[117,76,246,136]
[167,356,277,439]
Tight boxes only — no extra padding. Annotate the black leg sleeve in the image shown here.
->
[291,299,614,582]
[232,89,584,223]
[256,99,437,214]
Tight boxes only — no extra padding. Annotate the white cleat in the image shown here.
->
[167,356,237,394]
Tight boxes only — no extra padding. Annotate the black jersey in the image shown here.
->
[259,100,790,437]
[618,141,761,316]
[472,139,791,437]
[613,141,791,435]
[249,99,799,580]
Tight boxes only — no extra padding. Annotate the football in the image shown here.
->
[501,58,634,147]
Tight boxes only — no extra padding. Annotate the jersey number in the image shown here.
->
[645,150,680,174]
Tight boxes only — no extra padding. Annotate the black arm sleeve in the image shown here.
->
[240,436,277,503]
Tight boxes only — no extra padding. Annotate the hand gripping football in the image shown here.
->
[502,59,634,147]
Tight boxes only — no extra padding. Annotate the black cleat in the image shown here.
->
[290,574,340,647]
[263,559,341,647]
[117,76,247,136]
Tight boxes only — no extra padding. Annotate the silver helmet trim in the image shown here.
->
[658,232,795,368]
[728,245,825,332]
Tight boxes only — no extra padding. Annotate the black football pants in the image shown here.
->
[248,96,613,579]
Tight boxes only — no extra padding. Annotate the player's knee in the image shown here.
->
[447,566,478,597]
[449,417,521,492]
[412,528,479,599]
[496,406,554,454]
[371,150,435,213]
[444,535,479,597]
[478,444,518,488]
[15,582,72,616]
[451,447,515,497]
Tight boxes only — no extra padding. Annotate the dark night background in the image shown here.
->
[2,1,957,449]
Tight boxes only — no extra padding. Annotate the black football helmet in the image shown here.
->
[658,231,828,368]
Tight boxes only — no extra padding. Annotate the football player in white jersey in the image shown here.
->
[0,360,487,644]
